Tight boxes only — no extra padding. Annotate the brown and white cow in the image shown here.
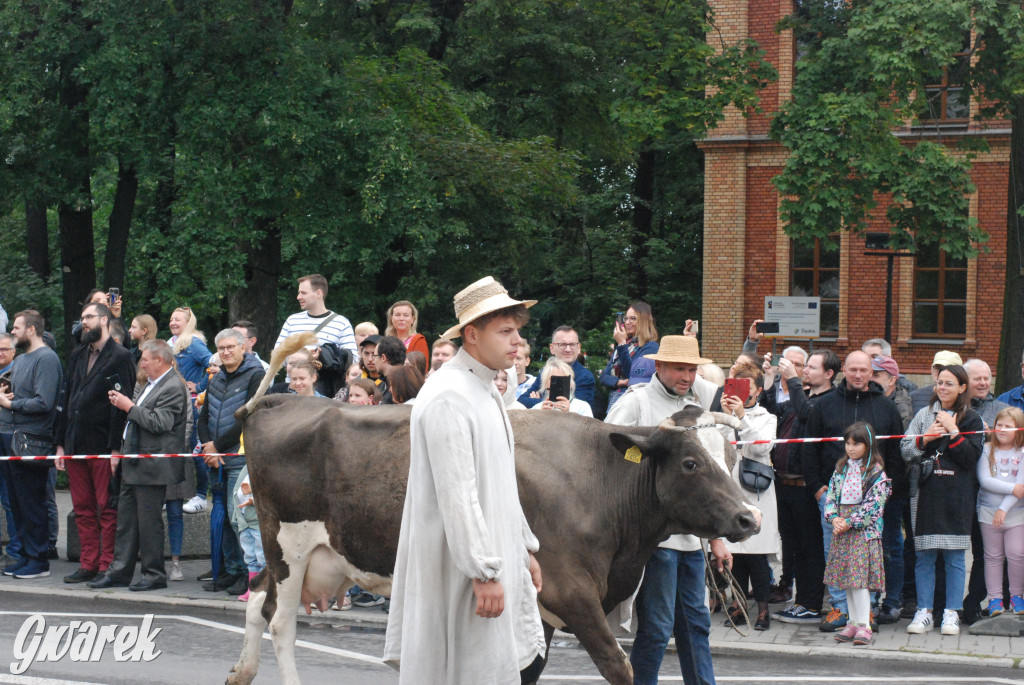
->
[226,391,755,685]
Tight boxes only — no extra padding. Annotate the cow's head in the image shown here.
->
[609,405,757,542]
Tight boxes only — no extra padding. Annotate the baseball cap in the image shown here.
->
[871,355,899,377]
[360,334,383,348]
[932,350,963,367]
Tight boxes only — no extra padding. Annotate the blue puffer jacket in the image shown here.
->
[198,354,264,469]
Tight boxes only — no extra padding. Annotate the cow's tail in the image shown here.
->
[237,331,319,420]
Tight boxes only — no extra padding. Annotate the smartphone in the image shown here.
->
[755,321,780,334]
[104,374,124,394]
[723,378,750,404]
[108,287,120,306]
[771,353,782,366]
[685,320,699,335]
[614,312,625,327]
[549,375,571,401]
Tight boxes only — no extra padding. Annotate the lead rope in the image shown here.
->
[705,557,750,638]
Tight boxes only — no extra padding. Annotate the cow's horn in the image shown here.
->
[708,411,741,429]
[237,331,319,419]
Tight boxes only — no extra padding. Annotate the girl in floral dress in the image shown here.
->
[823,421,892,646]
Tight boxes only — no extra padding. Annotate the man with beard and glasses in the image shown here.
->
[55,302,136,584]
[0,310,62,579]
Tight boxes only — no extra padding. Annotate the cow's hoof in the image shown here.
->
[225,667,255,685]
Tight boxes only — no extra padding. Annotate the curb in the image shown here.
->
[2,584,1019,670]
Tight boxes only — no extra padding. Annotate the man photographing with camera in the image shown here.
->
[55,301,136,585]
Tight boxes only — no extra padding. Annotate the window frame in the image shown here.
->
[789,236,840,338]
[911,244,967,339]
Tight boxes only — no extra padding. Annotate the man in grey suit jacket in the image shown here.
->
[89,340,188,591]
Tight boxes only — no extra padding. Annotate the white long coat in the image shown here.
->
[724,403,780,555]
[384,348,545,684]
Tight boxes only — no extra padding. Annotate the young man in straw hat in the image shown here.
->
[605,334,733,685]
[384,276,545,684]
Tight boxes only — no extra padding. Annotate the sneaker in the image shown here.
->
[13,560,50,579]
[906,609,934,634]
[876,605,901,625]
[3,558,29,577]
[332,595,352,611]
[819,608,848,632]
[1011,596,1024,615]
[853,626,873,646]
[767,583,792,604]
[834,623,858,643]
[351,591,385,608]
[183,495,207,514]
[774,604,822,623]
[169,561,184,582]
[197,568,214,581]
[988,598,1005,617]
[940,609,960,635]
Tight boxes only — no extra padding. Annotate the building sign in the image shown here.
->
[764,296,821,338]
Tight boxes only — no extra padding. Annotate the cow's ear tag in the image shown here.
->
[624,446,642,463]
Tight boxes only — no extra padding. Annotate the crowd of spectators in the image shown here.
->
[4,281,1024,666]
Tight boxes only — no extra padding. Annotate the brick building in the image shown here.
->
[698,0,1011,376]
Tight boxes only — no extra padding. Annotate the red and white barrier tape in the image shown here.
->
[0,453,239,462]
[731,426,1017,447]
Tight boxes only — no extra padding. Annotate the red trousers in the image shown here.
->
[67,459,117,571]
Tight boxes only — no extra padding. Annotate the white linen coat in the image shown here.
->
[384,348,545,684]
[724,403,780,555]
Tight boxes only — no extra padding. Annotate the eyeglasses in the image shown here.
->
[552,342,580,350]
[216,344,239,353]
[0,347,13,353]
[81,314,101,321]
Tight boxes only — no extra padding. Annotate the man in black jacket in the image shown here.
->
[55,302,136,584]
[801,350,906,632]
[199,328,265,595]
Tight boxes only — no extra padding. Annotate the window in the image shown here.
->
[921,33,971,122]
[790,237,839,336]
[912,242,967,338]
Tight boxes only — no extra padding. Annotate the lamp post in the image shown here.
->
[864,232,916,343]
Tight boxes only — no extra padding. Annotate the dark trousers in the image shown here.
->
[776,482,825,610]
[903,498,917,604]
[106,483,168,583]
[0,460,52,564]
[732,553,772,603]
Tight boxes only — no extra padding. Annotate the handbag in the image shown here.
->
[738,457,775,498]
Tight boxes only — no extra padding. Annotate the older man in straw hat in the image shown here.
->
[384,276,546,684]
[606,334,732,685]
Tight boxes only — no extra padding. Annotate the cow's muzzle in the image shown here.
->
[724,510,759,543]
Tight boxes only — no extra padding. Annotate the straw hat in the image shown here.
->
[442,276,537,339]
[643,335,713,365]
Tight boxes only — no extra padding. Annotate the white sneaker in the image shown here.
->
[169,561,184,582]
[941,609,960,635]
[183,496,207,514]
[907,609,934,634]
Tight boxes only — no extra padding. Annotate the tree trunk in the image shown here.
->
[426,0,465,61]
[631,143,656,299]
[228,219,282,360]
[997,96,1024,393]
[24,198,50,281]
[103,159,138,290]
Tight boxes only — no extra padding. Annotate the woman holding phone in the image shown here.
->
[533,358,593,417]
[901,364,984,636]
[599,302,659,409]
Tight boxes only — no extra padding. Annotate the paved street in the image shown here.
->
[1,592,1024,684]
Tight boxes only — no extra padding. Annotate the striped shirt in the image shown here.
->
[274,311,357,354]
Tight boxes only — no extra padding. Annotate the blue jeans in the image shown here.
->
[916,548,966,611]
[238,528,265,573]
[818,495,848,613]
[880,496,905,610]
[165,498,183,557]
[221,466,246,576]
[630,548,716,685]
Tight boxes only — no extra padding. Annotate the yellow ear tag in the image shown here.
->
[624,446,642,463]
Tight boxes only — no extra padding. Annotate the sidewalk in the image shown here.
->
[3,492,1020,670]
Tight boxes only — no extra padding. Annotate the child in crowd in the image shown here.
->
[232,466,264,603]
[976,407,1024,616]
[353,322,379,346]
[334,363,364,402]
[347,378,380,406]
[823,422,891,646]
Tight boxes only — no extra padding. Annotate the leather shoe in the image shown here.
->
[197,568,214,582]
[129,578,167,592]
[226,575,249,596]
[64,568,99,584]
[87,575,130,589]
[203,572,242,592]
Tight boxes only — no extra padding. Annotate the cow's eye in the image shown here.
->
[682,459,698,471]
